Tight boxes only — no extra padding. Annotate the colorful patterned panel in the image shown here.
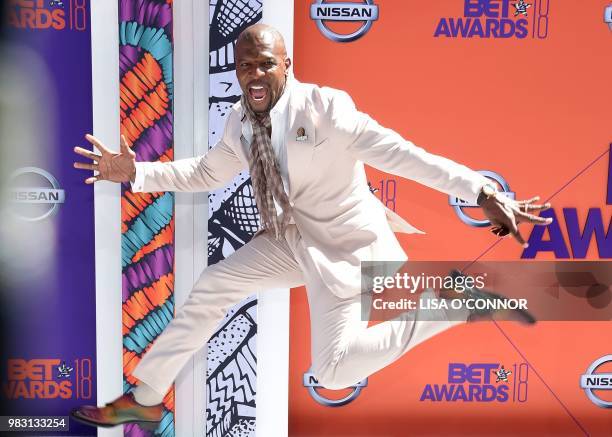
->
[119,1,175,436]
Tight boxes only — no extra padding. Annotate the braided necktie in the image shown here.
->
[241,95,292,239]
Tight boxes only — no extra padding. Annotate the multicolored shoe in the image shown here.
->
[70,391,163,428]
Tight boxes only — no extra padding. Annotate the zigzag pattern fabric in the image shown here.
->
[206,298,258,436]
[207,0,263,436]
[119,0,175,436]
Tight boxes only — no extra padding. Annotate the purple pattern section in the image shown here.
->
[133,113,174,162]
[122,245,175,300]
[120,0,173,27]
[124,423,152,437]
[119,44,141,74]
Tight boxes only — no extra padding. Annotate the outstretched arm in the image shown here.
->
[74,112,246,193]
[74,134,245,193]
[130,138,245,193]
[329,90,551,246]
[330,90,489,204]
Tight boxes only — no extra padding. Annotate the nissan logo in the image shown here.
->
[310,0,379,43]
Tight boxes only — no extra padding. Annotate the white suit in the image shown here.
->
[131,79,488,392]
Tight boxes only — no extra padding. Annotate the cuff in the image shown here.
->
[130,162,145,193]
[468,174,495,205]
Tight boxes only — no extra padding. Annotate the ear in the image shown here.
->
[284,57,292,72]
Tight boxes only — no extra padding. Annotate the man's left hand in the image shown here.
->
[481,194,552,247]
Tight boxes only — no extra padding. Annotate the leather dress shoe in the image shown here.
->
[442,270,536,325]
[70,391,163,428]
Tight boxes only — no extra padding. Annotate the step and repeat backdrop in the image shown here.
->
[0,1,610,436]
[289,1,611,436]
[0,1,96,436]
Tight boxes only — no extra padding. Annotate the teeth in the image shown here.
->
[249,85,266,101]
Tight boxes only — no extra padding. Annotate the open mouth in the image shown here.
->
[248,85,268,102]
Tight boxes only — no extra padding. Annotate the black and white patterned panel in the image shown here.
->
[206,1,263,436]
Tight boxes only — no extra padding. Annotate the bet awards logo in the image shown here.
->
[434,0,550,39]
[420,362,529,402]
[449,170,515,227]
[2,358,92,400]
[7,0,88,31]
[8,167,65,222]
[522,144,612,259]
[7,0,66,30]
[303,370,367,406]
[580,355,612,408]
[310,0,379,43]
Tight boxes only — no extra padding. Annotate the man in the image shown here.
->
[70,24,551,428]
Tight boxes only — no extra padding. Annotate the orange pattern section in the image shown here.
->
[130,220,174,263]
[122,273,174,334]
[120,52,169,144]
[122,192,164,226]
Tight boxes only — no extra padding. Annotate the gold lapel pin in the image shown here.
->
[296,127,308,142]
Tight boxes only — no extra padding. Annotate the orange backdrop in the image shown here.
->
[288,1,612,436]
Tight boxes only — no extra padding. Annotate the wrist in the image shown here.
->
[476,183,498,206]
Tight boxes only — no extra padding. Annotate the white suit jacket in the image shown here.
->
[132,79,490,298]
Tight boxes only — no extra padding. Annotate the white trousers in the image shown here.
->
[132,224,467,394]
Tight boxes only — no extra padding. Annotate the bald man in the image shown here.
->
[70,24,549,428]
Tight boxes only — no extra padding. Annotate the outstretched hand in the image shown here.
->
[74,134,136,184]
[481,194,552,247]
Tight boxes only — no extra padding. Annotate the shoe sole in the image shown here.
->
[70,409,160,430]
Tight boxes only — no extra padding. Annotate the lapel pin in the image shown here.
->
[296,127,308,142]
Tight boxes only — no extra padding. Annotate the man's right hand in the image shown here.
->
[74,134,136,184]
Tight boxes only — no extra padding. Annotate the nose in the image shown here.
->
[250,65,265,79]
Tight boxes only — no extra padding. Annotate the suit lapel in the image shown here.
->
[239,110,252,163]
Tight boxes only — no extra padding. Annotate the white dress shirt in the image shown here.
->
[240,77,294,196]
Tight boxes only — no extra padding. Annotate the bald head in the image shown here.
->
[235,24,291,113]
[236,24,287,57]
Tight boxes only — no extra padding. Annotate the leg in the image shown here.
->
[132,225,304,397]
[71,227,304,428]
[307,287,469,390]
